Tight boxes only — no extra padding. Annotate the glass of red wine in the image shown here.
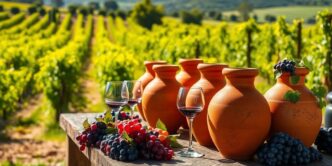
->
[177,86,205,158]
[124,80,142,118]
[105,81,129,122]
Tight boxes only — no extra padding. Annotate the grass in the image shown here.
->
[223,6,331,22]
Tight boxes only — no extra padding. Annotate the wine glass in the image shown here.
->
[177,86,205,158]
[104,81,129,122]
[124,80,143,117]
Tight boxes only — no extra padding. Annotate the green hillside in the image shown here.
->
[223,6,330,22]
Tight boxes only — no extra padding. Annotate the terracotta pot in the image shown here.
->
[186,63,228,147]
[137,61,167,121]
[142,65,182,134]
[176,59,203,128]
[207,68,271,160]
[176,59,204,87]
[264,67,322,147]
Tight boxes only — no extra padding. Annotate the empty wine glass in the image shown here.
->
[177,86,205,158]
[104,81,129,122]
[124,80,143,117]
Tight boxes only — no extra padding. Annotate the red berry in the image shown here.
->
[155,154,162,160]
[76,135,81,141]
[124,124,132,133]
[121,112,127,118]
[147,140,154,149]
[128,121,134,126]
[168,149,174,156]
[81,134,87,142]
[133,124,142,131]
[139,128,146,134]
[157,148,164,155]
[118,123,124,130]
[150,135,157,142]
[80,145,86,151]
[134,137,141,144]
[165,153,172,160]
[133,118,139,123]
[91,124,98,132]
[152,145,159,153]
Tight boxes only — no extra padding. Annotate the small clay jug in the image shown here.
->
[142,65,182,134]
[208,68,271,160]
[176,58,203,128]
[186,63,228,147]
[264,67,322,147]
[137,61,167,121]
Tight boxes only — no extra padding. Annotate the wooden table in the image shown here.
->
[60,113,332,166]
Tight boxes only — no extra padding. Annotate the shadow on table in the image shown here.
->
[131,159,185,165]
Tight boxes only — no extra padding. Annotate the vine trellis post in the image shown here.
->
[246,28,252,67]
[296,21,302,59]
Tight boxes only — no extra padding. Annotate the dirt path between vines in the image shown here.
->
[0,13,81,165]
[0,15,103,166]
[0,95,66,166]
[78,15,103,113]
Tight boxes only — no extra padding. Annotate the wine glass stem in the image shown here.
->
[130,106,135,118]
[113,107,120,122]
[188,117,194,151]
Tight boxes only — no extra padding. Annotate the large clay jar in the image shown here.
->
[176,59,203,128]
[137,61,167,121]
[264,67,322,147]
[176,58,204,87]
[142,65,182,134]
[186,63,228,147]
[207,68,271,160]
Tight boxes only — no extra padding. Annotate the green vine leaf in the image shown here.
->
[122,131,133,142]
[83,118,90,130]
[290,75,300,85]
[284,90,301,103]
[105,127,117,134]
[274,70,282,79]
[156,119,167,131]
[103,110,113,124]
[95,117,103,122]
[168,135,183,148]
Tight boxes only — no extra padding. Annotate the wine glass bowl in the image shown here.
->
[124,80,143,117]
[104,81,129,122]
[177,86,205,158]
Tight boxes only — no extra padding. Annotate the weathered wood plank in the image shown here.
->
[67,135,91,166]
[60,113,332,166]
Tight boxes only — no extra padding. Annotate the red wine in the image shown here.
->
[105,99,126,109]
[179,107,202,118]
[128,99,140,107]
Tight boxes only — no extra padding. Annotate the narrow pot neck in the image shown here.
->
[155,71,178,79]
[153,65,179,80]
[198,64,227,81]
[222,68,258,88]
[181,65,200,74]
[144,61,167,76]
[277,67,309,86]
[226,77,255,87]
[179,59,203,74]
[277,74,306,86]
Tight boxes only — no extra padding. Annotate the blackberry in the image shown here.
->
[99,133,139,161]
[255,132,323,166]
[274,59,296,75]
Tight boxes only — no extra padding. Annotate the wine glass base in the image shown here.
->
[177,149,204,158]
